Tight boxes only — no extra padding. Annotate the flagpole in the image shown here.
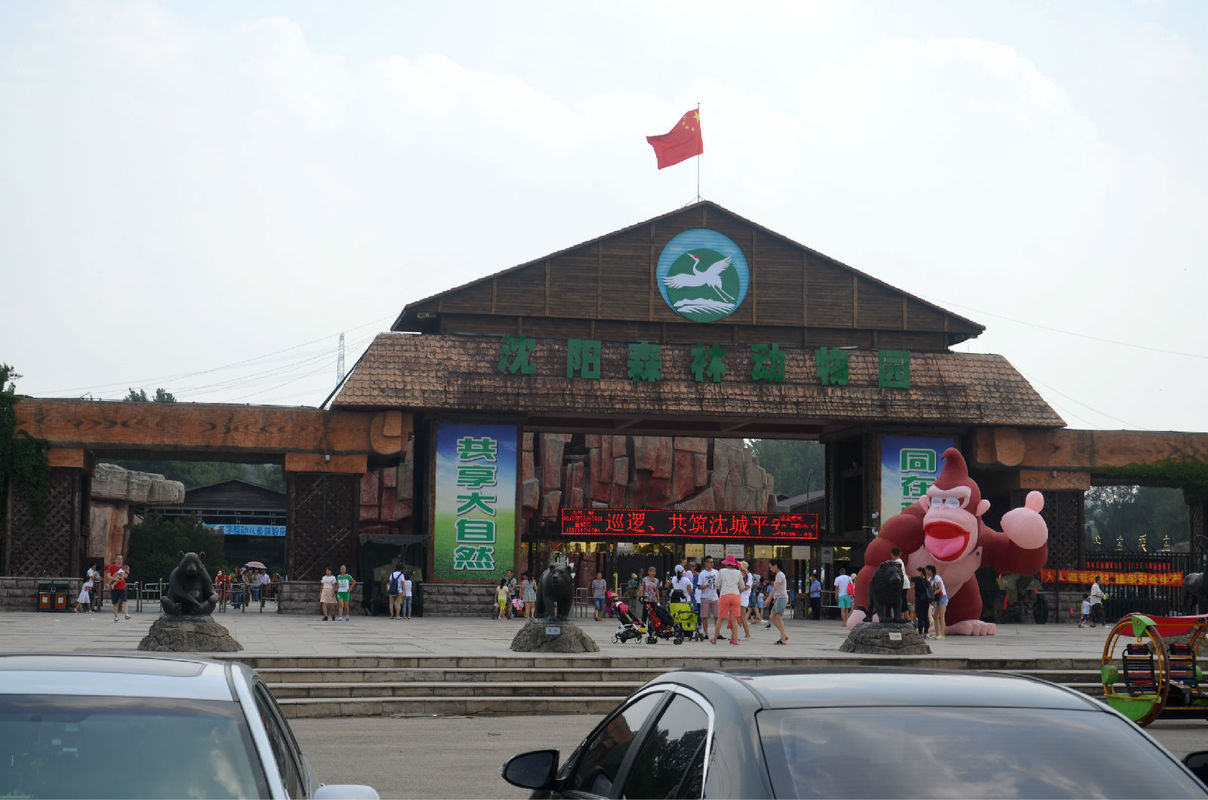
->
[696,102,702,201]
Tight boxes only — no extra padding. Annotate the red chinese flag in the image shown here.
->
[646,110,703,169]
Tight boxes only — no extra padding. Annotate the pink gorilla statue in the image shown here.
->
[849,448,1048,635]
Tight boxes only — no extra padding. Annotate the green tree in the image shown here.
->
[1,364,17,394]
[1084,485,1189,552]
[748,439,825,498]
[0,363,50,524]
[125,387,177,403]
[127,513,228,582]
[109,459,286,493]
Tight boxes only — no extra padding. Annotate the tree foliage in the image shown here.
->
[127,513,228,582]
[0,363,50,524]
[110,459,286,493]
[747,439,825,498]
[125,387,177,403]
[1084,485,1189,552]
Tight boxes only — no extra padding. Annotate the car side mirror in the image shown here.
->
[501,749,560,790]
[1183,751,1208,785]
[314,784,380,799]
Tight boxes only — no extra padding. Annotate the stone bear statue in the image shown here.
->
[534,561,575,621]
[867,560,904,624]
[161,551,219,617]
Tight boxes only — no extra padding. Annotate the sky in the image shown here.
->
[1,1,1205,432]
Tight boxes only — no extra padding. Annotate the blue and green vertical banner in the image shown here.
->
[879,435,954,521]
[433,423,517,581]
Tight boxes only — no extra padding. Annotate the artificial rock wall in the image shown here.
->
[88,463,185,561]
[356,434,782,539]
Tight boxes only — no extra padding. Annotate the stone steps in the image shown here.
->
[234,654,1109,718]
[260,666,665,684]
[237,654,1102,670]
[278,695,627,719]
[271,680,643,699]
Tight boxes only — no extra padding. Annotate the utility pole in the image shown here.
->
[337,333,345,383]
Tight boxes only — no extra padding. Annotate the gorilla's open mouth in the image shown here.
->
[924,520,971,561]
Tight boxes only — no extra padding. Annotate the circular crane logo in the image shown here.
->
[656,229,749,322]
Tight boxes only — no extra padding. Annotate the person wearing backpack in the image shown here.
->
[387,566,405,619]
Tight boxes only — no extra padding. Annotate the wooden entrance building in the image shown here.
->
[5,202,1207,611]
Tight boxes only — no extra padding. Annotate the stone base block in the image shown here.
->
[839,622,931,655]
[511,621,600,653]
[138,615,243,652]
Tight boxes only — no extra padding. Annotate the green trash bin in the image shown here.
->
[51,583,68,612]
[36,582,54,612]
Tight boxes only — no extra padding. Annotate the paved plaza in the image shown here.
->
[0,606,1107,663]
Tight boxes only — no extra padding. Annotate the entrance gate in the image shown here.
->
[7,202,1208,616]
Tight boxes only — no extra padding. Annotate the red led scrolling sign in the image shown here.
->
[560,508,819,542]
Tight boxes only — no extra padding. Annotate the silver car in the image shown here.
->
[0,653,378,799]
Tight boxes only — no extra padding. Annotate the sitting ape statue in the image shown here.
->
[161,551,219,617]
[867,560,905,624]
[534,560,575,621]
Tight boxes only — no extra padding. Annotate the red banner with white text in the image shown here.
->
[1040,569,1183,587]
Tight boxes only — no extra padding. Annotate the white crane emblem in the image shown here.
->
[655,229,749,322]
[662,253,736,303]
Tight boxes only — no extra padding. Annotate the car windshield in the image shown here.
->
[758,706,1207,799]
[0,694,268,799]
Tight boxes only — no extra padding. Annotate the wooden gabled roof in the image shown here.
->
[333,333,1066,434]
[393,201,984,352]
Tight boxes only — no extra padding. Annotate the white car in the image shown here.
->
[0,653,378,799]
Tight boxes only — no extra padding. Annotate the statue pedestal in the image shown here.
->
[137,615,243,652]
[510,620,599,653]
[839,622,931,655]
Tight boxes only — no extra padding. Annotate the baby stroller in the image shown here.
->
[641,598,684,645]
[668,588,706,642]
[606,590,647,644]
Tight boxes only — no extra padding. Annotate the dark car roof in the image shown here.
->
[649,667,1102,712]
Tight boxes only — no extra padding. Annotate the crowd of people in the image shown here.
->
[212,566,279,613]
[597,555,794,645]
[72,556,132,621]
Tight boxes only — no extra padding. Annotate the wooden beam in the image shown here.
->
[13,399,408,459]
[47,447,93,470]
[283,453,367,474]
[972,428,1208,471]
[1018,469,1092,491]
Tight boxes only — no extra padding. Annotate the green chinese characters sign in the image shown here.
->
[497,336,909,390]
[433,423,517,581]
[879,435,954,520]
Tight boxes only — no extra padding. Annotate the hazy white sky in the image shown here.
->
[2,1,1204,432]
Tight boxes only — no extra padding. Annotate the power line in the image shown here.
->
[1014,366,1142,430]
[941,300,1208,361]
[33,317,392,397]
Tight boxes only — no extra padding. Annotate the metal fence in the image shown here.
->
[1084,553,1192,618]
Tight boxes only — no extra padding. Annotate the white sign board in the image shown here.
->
[791,546,811,561]
[821,546,834,563]
[725,544,745,559]
[704,543,725,558]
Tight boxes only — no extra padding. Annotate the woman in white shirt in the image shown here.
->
[926,564,947,639]
[319,568,338,621]
[736,560,753,641]
[715,554,745,645]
